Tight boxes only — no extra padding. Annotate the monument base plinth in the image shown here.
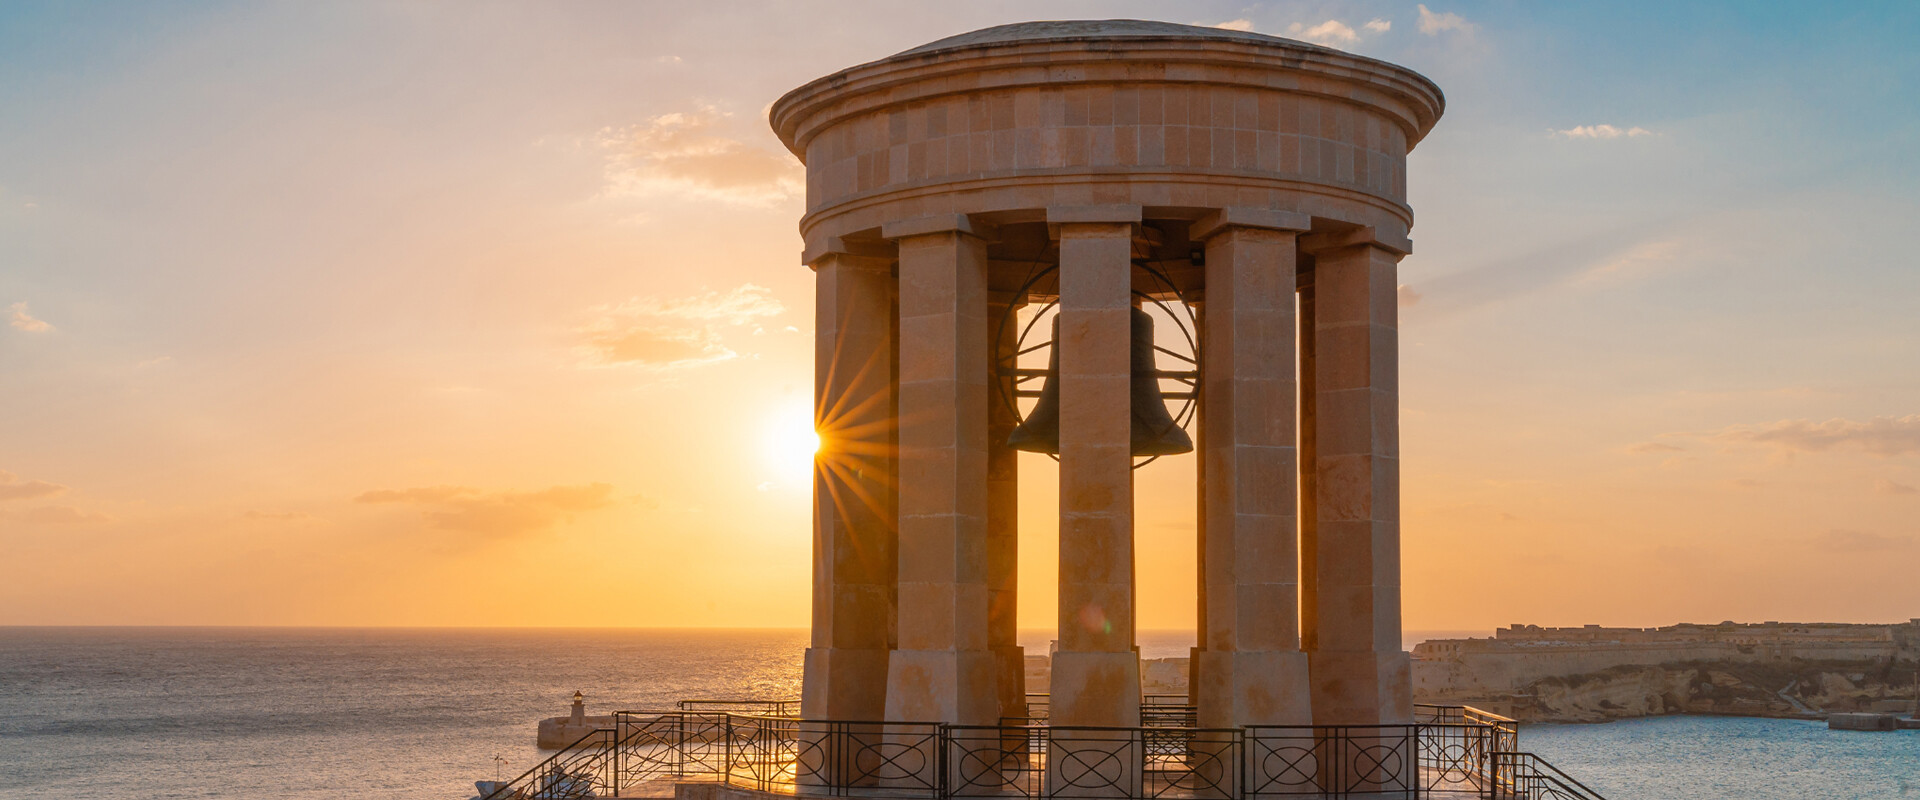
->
[1308,650,1413,725]
[801,646,891,720]
[1196,649,1313,727]
[1047,650,1141,727]
[882,648,1000,723]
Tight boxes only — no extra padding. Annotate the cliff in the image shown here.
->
[1412,620,1920,723]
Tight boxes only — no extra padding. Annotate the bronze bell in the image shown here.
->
[1006,307,1194,456]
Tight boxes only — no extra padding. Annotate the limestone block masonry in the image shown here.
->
[774,19,1444,731]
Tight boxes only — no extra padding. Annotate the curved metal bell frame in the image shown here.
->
[1005,307,1193,457]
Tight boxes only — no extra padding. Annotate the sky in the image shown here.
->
[2,1,1917,634]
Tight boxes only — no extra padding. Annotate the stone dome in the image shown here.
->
[894,19,1335,57]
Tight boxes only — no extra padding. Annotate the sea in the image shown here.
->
[1,627,1916,799]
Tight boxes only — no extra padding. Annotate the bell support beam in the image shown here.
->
[1190,208,1315,729]
[1047,204,1143,731]
[881,214,1000,726]
[802,248,899,723]
[1301,227,1412,727]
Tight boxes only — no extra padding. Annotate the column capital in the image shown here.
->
[1299,226,1412,257]
[881,213,989,242]
[1046,204,1143,225]
[1189,207,1311,242]
[804,235,895,270]
[1048,205,1142,241]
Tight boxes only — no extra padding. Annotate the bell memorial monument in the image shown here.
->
[772,19,1444,735]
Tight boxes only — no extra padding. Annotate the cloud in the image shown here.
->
[1724,478,1761,490]
[1397,284,1421,308]
[1209,19,1255,32]
[1416,5,1473,35]
[1875,478,1918,496]
[598,106,802,205]
[0,471,69,501]
[620,284,785,324]
[0,505,111,524]
[1364,18,1392,33]
[580,284,785,369]
[1814,529,1912,553]
[1692,415,1920,457]
[585,325,731,367]
[7,302,52,333]
[1627,442,1685,454]
[1554,124,1655,140]
[355,483,617,537]
[655,55,683,64]
[1393,224,1692,317]
[1286,20,1361,47]
[1573,239,1681,286]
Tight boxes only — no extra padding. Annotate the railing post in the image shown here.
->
[938,723,949,799]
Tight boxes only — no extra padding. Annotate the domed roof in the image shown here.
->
[895,19,1331,57]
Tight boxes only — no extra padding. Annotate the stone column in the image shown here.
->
[1189,297,1206,706]
[1191,208,1314,730]
[1303,228,1412,727]
[802,249,898,724]
[1047,205,1143,730]
[1297,274,1318,656]
[882,215,999,727]
[988,293,1027,724]
[1046,205,1143,798]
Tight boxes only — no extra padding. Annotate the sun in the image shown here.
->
[761,398,820,485]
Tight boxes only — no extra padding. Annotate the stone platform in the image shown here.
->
[669,778,1493,800]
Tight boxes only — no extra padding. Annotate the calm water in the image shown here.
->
[1526,715,1920,799]
[1,627,1915,799]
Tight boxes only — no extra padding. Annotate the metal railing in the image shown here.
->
[485,726,620,799]
[478,702,1601,800]
[1020,693,1198,728]
[946,724,1243,800]
[678,698,801,716]
[1411,704,1518,792]
[1141,694,1199,728]
[751,717,945,797]
[1489,752,1606,800]
[611,710,730,787]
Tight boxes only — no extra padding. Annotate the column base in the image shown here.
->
[992,645,1027,722]
[1307,650,1412,725]
[1048,650,1142,727]
[801,647,894,790]
[883,648,1001,724]
[1187,646,1204,706]
[802,646,892,720]
[1045,650,1145,798]
[1195,649,1313,728]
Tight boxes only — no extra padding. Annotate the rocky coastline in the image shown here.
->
[1411,620,1920,723]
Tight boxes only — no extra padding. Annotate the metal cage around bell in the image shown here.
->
[992,258,1199,469]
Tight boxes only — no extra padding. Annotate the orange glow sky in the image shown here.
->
[4,2,1918,632]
